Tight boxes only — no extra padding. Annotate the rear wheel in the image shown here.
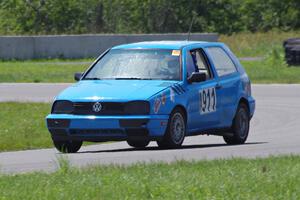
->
[157,108,186,148]
[127,139,150,148]
[223,103,250,145]
[53,140,82,153]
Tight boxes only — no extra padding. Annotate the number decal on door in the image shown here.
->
[200,87,217,114]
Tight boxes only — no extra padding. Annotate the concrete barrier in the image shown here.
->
[0,33,218,60]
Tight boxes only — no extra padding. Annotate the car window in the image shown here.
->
[186,51,197,77]
[192,50,212,79]
[206,47,237,77]
[186,49,212,80]
[84,49,180,80]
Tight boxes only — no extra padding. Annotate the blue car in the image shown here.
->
[46,41,255,153]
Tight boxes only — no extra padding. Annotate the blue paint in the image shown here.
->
[46,41,255,142]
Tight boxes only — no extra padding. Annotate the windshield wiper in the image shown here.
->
[83,77,101,80]
[114,77,152,80]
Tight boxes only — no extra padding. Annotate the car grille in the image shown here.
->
[73,102,125,115]
[70,129,125,135]
[69,128,149,137]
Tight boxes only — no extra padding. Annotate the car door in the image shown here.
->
[185,48,221,132]
[204,46,240,127]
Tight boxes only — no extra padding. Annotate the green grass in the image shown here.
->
[0,102,101,151]
[0,31,299,83]
[0,156,299,199]
[222,31,300,83]
[0,103,52,151]
[220,30,300,57]
[2,53,300,84]
[0,59,91,83]
[241,50,300,83]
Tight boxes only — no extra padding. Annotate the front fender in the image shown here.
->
[148,84,188,116]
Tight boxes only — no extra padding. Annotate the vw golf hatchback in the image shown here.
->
[46,41,255,153]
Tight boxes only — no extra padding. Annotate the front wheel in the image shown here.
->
[223,103,250,145]
[53,140,82,153]
[157,108,186,148]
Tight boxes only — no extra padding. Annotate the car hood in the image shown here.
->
[56,80,178,102]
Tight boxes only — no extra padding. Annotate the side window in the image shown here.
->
[206,47,237,77]
[186,48,213,80]
[191,49,212,80]
[186,51,197,77]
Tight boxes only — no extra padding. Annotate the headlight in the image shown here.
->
[51,100,73,114]
[124,101,150,115]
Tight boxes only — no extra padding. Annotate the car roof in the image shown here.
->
[112,41,223,50]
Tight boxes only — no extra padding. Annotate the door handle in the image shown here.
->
[216,84,222,90]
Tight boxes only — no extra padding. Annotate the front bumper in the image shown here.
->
[46,114,169,142]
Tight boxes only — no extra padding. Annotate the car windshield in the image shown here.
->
[83,49,181,80]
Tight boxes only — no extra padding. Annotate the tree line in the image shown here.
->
[0,0,299,35]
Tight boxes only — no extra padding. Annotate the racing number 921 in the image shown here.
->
[200,87,217,114]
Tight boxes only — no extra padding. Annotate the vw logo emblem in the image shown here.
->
[93,102,102,112]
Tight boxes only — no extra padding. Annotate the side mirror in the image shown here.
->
[187,72,206,84]
[74,72,83,81]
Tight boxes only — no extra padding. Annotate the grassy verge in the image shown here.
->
[0,31,299,83]
[220,30,300,58]
[1,156,299,199]
[0,59,91,83]
[1,53,300,84]
[241,50,300,83]
[0,102,101,151]
[0,103,52,151]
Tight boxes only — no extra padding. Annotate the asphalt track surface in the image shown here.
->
[0,84,300,174]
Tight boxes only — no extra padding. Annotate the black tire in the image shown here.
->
[127,139,150,148]
[283,38,300,66]
[223,103,250,145]
[53,140,82,153]
[283,38,300,47]
[157,108,186,148]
